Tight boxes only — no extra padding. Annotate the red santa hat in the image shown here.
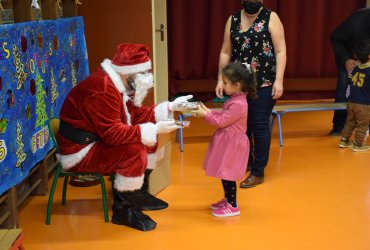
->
[110,43,152,74]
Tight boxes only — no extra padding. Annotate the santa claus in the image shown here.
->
[56,43,193,231]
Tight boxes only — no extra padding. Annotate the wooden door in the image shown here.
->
[152,0,168,104]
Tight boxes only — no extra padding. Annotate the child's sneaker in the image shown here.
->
[352,144,370,152]
[210,198,227,210]
[212,202,240,217]
[338,139,353,148]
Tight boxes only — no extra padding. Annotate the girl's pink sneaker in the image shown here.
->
[210,198,227,210]
[212,202,240,217]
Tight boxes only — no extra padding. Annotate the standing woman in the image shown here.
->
[215,0,287,188]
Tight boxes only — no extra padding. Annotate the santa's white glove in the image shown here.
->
[168,95,194,112]
[155,120,181,134]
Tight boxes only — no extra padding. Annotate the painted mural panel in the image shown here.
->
[0,17,89,195]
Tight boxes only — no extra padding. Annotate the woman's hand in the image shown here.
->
[191,103,211,117]
[272,79,283,99]
[215,80,224,98]
[345,59,357,77]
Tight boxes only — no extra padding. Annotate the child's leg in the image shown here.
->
[341,102,356,140]
[209,181,228,210]
[221,180,227,197]
[353,103,370,145]
[363,130,369,145]
[221,179,237,208]
[212,180,240,217]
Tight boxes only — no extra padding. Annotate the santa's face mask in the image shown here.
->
[127,72,154,107]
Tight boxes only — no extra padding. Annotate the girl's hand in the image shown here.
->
[192,103,210,117]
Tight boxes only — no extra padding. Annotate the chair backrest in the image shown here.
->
[48,117,61,153]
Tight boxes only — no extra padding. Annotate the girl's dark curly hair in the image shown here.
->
[222,61,257,99]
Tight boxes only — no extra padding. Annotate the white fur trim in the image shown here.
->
[146,153,157,170]
[123,94,131,125]
[101,59,126,93]
[139,123,157,147]
[155,101,173,121]
[111,60,152,75]
[57,142,96,170]
[114,173,144,191]
[101,59,131,125]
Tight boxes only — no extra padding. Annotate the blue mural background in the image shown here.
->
[0,17,89,195]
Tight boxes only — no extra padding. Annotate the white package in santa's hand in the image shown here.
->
[175,102,200,110]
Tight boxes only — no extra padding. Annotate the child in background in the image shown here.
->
[339,39,370,152]
[192,61,257,217]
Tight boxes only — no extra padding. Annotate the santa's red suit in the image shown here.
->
[57,59,171,192]
[56,43,193,231]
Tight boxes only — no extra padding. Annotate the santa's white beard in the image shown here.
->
[133,73,154,107]
[134,88,148,106]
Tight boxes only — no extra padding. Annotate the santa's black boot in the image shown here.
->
[111,190,156,231]
[135,169,168,211]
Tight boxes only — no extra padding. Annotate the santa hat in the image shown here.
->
[110,43,152,75]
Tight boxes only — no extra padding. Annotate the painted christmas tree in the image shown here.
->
[71,62,77,87]
[13,44,28,90]
[50,68,59,103]
[16,122,27,168]
[35,69,48,128]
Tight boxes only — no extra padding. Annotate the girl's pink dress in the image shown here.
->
[203,93,249,181]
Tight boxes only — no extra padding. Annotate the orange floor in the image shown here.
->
[19,110,370,250]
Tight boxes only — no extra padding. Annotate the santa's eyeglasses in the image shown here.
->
[126,77,137,91]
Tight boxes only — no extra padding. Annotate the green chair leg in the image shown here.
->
[62,175,69,205]
[46,165,62,225]
[47,118,110,224]
[97,175,109,222]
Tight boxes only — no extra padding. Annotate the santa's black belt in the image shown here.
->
[59,120,100,144]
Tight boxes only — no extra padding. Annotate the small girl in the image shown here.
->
[192,61,257,217]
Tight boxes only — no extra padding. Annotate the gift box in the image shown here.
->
[149,135,171,195]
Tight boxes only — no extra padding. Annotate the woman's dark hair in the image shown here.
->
[353,39,370,64]
[222,61,257,98]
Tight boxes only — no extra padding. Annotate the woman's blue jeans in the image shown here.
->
[247,86,275,177]
[332,61,349,130]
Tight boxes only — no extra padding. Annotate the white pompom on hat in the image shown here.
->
[110,43,152,74]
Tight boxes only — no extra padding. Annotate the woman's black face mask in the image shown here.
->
[243,1,262,15]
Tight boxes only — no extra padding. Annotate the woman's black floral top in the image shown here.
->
[230,8,276,88]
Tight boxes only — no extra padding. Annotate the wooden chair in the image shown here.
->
[46,117,109,225]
